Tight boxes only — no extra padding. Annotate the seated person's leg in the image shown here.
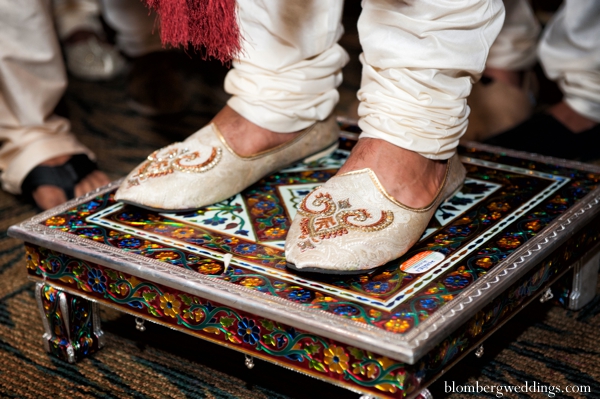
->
[0,0,109,210]
[53,0,126,81]
[102,0,189,115]
[465,0,540,141]
[485,0,600,160]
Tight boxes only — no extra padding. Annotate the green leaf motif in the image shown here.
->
[143,292,157,303]
[309,359,326,373]
[348,347,364,360]
[109,283,120,294]
[105,269,118,280]
[179,294,193,306]
[72,264,84,277]
[305,344,321,355]
[260,320,274,331]
[263,334,276,347]
[148,306,161,317]
[220,316,235,328]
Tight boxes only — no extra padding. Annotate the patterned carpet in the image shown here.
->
[1,8,600,398]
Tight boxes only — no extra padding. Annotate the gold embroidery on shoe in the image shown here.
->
[127,146,222,187]
[297,192,393,250]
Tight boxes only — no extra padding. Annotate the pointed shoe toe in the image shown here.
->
[285,154,466,273]
[115,115,340,211]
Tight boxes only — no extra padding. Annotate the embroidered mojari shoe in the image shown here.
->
[115,115,340,211]
[285,154,466,273]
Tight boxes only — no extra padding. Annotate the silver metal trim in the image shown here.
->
[9,143,600,364]
[58,290,76,363]
[569,243,600,310]
[92,302,105,348]
[35,282,52,354]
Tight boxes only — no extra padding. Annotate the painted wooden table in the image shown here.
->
[9,123,600,398]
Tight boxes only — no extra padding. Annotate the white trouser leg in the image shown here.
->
[101,0,162,57]
[53,0,103,39]
[0,0,93,195]
[224,0,349,133]
[539,0,600,123]
[357,0,505,159]
[486,0,540,70]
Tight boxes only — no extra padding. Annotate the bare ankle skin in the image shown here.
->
[549,101,597,133]
[211,106,303,156]
[338,138,448,208]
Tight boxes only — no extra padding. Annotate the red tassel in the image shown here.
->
[145,0,242,64]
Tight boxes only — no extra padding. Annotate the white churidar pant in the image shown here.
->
[485,0,600,123]
[226,0,505,159]
[539,0,600,123]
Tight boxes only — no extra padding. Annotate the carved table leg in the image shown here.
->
[567,245,600,310]
[36,283,104,363]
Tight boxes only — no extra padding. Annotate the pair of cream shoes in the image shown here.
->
[116,116,466,274]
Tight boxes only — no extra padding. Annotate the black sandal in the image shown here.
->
[21,154,98,203]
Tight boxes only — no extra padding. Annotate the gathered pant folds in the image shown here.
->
[226,0,505,160]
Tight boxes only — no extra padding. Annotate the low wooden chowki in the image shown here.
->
[9,121,600,399]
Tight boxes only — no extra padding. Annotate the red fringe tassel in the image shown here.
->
[145,0,241,64]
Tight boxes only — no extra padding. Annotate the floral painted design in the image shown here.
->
[364,282,389,293]
[237,318,260,345]
[288,289,311,302]
[28,217,600,399]
[202,216,227,226]
[384,319,410,333]
[34,142,600,341]
[159,293,181,318]
[234,244,258,254]
[87,269,107,293]
[323,346,349,374]
[443,275,470,290]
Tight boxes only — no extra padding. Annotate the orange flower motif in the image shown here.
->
[45,216,66,226]
[159,293,181,318]
[384,319,410,333]
[172,228,195,238]
[25,247,39,270]
[264,227,286,239]
[475,257,494,268]
[240,277,264,287]
[324,346,349,374]
[455,216,472,225]
[198,262,223,275]
[156,251,180,261]
[373,271,393,282]
[487,202,510,212]
[497,237,521,249]
[525,220,541,231]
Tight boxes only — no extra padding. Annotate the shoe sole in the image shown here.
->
[118,140,340,214]
[285,261,379,275]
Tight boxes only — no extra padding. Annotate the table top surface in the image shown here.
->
[10,122,600,363]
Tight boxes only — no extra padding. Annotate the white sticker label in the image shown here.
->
[400,251,445,274]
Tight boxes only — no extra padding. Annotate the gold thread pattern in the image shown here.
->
[297,192,394,250]
[127,146,222,187]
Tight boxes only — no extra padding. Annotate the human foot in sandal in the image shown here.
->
[23,154,110,210]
